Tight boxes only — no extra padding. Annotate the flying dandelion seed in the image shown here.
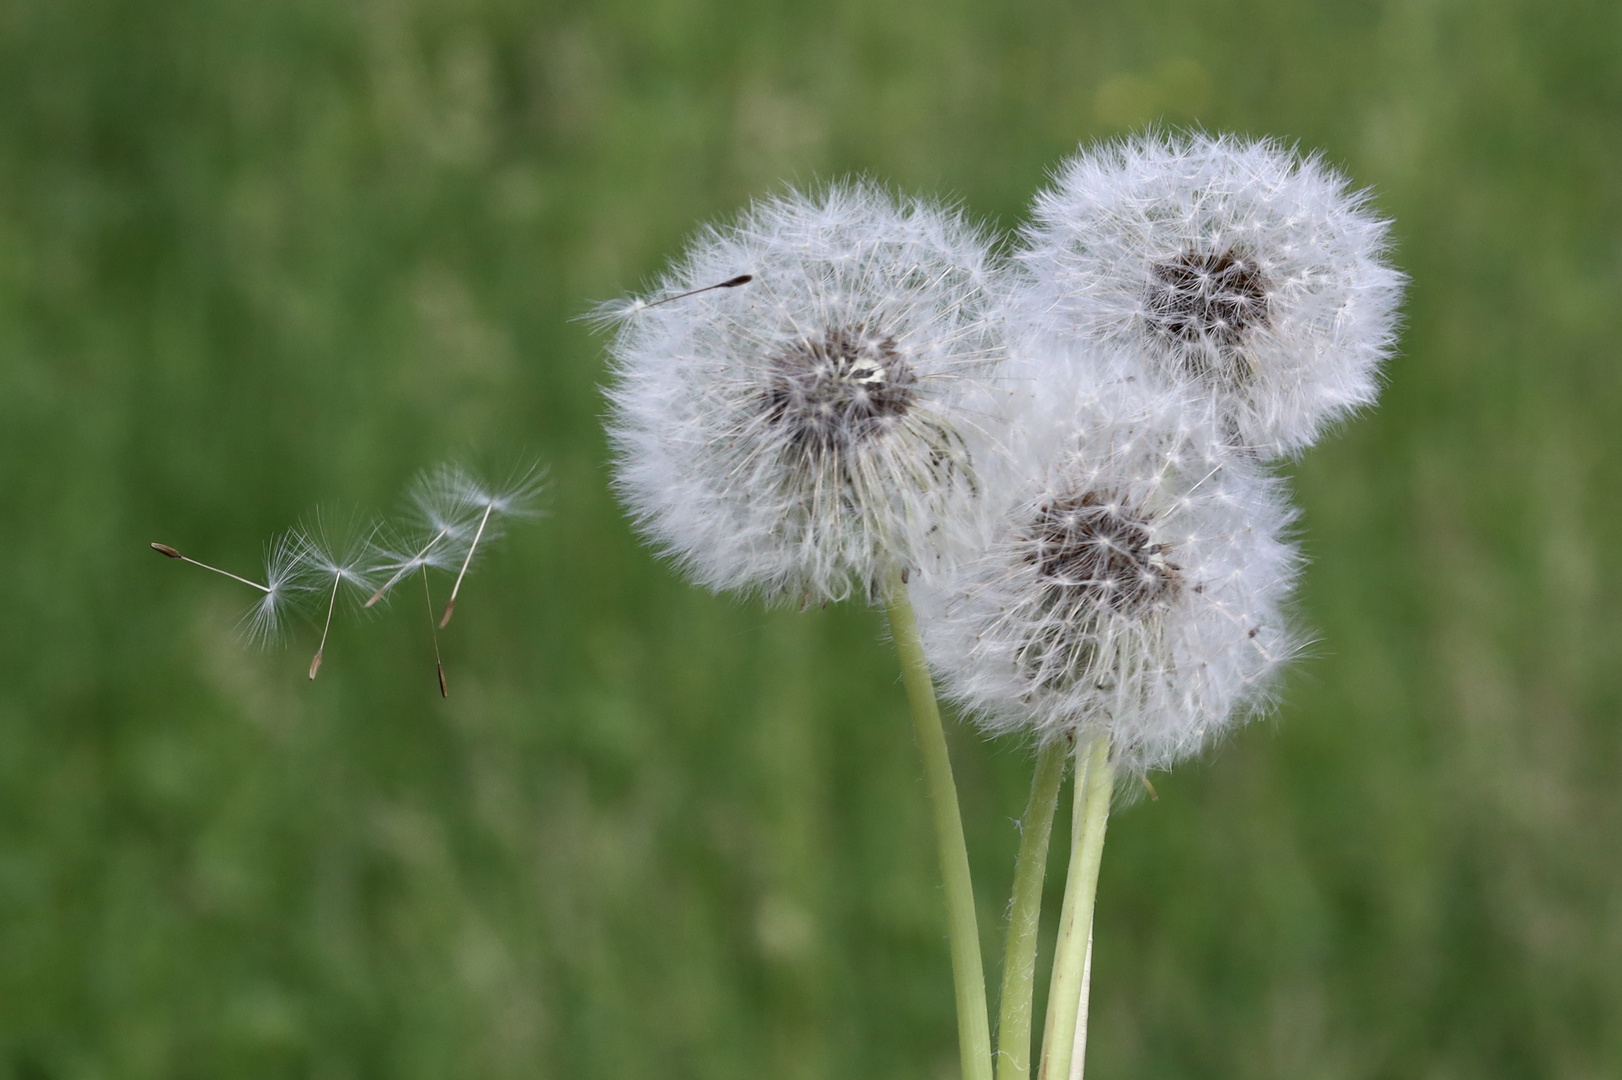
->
[300,516,384,680]
[430,464,545,628]
[364,462,546,626]
[582,273,755,326]
[150,528,318,646]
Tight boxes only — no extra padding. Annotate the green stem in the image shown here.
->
[883,568,993,1080]
[1072,919,1095,1078]
[1037,735,1113,1080]
[995,739,1068,1080]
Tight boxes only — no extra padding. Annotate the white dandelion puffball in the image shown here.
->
[602,183,1012,603]
[1017,131,1404,458]
[914,371,1301,771]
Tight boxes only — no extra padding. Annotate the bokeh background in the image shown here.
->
[2,0,1619,1077]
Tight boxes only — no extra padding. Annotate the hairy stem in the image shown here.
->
[1037,735,1113,1080]
[995,738,1068,1080]
[883,567,993,1080]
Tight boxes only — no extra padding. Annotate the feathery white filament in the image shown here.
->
[364,462,546,610]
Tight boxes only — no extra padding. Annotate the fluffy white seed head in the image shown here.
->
[1017,131,1404,457]
[913,369,1301,772]
[601,182,1012,604]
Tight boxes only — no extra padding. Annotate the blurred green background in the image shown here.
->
[2,0,1619,1077]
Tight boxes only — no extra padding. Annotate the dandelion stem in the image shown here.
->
[1068,921,1095,1080]
[366,526,452,607]
[151,543,270,593]
[309,573,340,680]
[441,501,494,628]
[883,566,993,1080]
[995,738,1068,1080]
[1037,735,1112,1080]
[422,564,447,698]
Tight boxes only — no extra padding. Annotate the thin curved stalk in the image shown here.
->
[995,739,1068,1080]
[1037,735,1113,1080]
[883,567,993,1080]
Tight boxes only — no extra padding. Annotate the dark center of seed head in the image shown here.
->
[1144,247,1270,372]
[1025,492,1180,616]
[762,325,917,451]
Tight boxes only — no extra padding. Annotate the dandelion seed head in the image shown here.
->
[1017,130,1405,457]
[1144,247,1271,373]
[601,182,1013,603]
[913,376,1301,772]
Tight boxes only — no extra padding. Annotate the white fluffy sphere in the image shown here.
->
[914,363,1301,771]
[602,183,1012,603]
[1017,131,1404,458]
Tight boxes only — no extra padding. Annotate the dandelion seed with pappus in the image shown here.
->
[150,527,317,647]
[364,462,546,624]
[153,461,545,691]
[361,462,545,694]
[1017,130,1405,457]
[301,515,385,680]
[598,181,1014,605]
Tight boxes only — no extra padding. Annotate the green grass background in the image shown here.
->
[2,0,1619,1077]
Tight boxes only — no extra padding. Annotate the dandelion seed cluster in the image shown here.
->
[598,132,1402,770]
[367,463,546,606]
[153,463,544,687]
